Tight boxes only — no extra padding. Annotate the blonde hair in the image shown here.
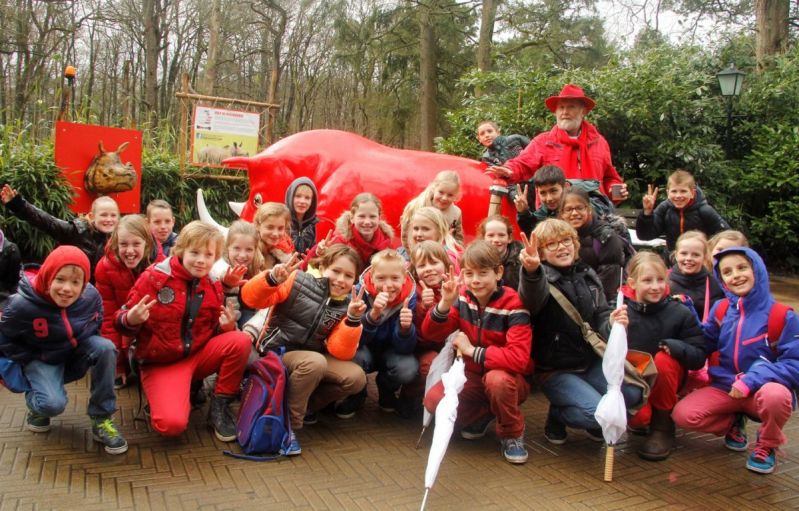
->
[708,229,748,253]
[225,220,264,277]
[626,251,667,282]
[173,221,224,261]
[91,196,119,214]
[478,214,513,238]
[109,215,154,273]
[401,206,460,251]
[673,230,709,270]
[335,193,393,240]
[253,202,290,254]
[460,240,501,272]
[401,172,462,235]
[667,169,696,189]
[410,240,451,280]
[532,219,581,257]
[370,248,406,272]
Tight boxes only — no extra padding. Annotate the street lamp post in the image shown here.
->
[716,63,745,158]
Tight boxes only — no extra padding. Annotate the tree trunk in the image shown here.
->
[418,1,437,151]
[201,0,221,95]
[265,1,287,146]
[476,0,497,97]
[755,0,789,70]
[143,0,160,124]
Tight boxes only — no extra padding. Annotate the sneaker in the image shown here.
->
[378,391,397,413]
[114,376,127,390]
[461,415,495,440]
[208,394,237,442]
[501,436,529,464]
[725,414,748,451]
[26,409,51,433]
[746,444,776,474]
[280,431,302,456]
[91,416,128,455]
[544,414,567,445]
[335,389,366,419]
[190,380,207,408]
[585,428,605,442]
[303,412,318,426]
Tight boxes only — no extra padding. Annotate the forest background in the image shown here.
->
[0,0,798,269]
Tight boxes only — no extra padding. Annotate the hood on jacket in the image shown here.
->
[713,246,771,308]
[285,177,319,229]
[32,246,90,304]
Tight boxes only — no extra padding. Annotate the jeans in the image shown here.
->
[542,358,642,430]
[24,335,118,418]
[352,345,419,393]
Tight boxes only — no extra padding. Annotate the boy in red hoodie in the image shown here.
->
[0,246,127,454]
[422,240,532,464]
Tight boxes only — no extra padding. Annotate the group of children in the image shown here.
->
[0,128,796,476]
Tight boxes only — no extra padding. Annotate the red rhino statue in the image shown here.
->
[222,129,516,244]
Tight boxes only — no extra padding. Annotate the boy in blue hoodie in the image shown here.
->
[335,248,417,417]
[0,246,127,454]
[673,247,799,474]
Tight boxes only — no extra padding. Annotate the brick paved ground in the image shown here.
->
[1,278,798,511]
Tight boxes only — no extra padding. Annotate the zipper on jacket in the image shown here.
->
[733,298,745,373]
[61,309,78,348]
[181,280,195,357]
[305,297,331,344]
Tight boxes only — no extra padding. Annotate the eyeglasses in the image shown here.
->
[543,237,574,251]
[562,205,588,215]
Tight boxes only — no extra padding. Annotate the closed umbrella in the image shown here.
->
[420,355,466,511]
[594,285,627,482]
[415,334,456,449]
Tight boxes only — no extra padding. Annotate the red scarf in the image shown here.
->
[362,268,415,309]
[555,121,597,181]
[348,227,392,266]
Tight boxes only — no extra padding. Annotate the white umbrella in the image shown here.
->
[416,334,456,449]
[420,355,466,511]
[594,285,627,482]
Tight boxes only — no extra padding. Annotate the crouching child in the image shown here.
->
[0,246,127,454]
[422,240,533,464]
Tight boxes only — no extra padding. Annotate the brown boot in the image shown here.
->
[637,408,675,461]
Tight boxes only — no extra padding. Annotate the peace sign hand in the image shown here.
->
[514,184,530,213]
[270,252,302,284]
[519,231,541,273]
[399,297,413,332]
[642,184,659,215]
[347,286,367,319]
[316,230,334,256]
[126,295,157,326]
[222,264,248,288]
[437,268,459,314]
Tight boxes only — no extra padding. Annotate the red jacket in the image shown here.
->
[95,245,165,353]
[115,256,224,365]
[421,286,533,376]
[505,122,623,199]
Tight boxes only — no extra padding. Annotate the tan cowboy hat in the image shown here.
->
[545,84,596,113]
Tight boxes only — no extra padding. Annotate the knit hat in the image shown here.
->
[32,246,90,303]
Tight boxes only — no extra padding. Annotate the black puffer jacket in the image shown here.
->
[576,218,624,303]
[519,262,611,372]
[4,194,109,279]
[636,187,729,251]
[623,288,706,370]
[501,240,523,291]
[0,234,21,307]
[668,266,724,321]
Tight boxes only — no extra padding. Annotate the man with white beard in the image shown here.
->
[487,84,628,204]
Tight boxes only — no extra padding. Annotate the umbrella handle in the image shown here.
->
[420,487,430,511]
[604,445,614,482]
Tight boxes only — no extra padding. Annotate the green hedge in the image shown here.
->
[0,129,248,262]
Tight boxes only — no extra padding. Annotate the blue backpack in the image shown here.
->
[223,350,292,460]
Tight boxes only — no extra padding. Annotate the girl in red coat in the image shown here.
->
[115,221,251,441]
[95,215,160,388]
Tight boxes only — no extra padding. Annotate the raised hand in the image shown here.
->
[513,183,530,213]
[399,297,413,332]
[519,231,541,273]
[219,301,238,331]
[0,184,17,205]
[270,252,302,284]
[347,286,367,319]
[437,267,459,313]
[369,284,391,322]
[126,295,157,326]
[484,165,512,179]
[222,264,248,288]
[419,281,436,309]
[642,184,659,215]
[316,229,334,256]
